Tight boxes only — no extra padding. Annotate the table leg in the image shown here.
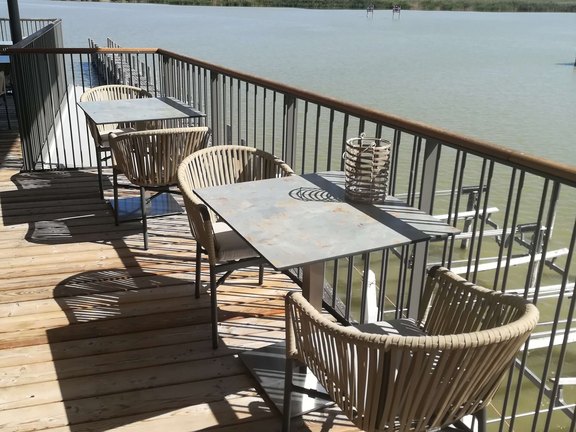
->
[408,241,429,319]
[303,261,324,310]
[239,341,332,416]
[240,262,332,415]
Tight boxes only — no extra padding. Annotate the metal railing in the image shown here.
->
[6,18,65,169]
[5,28,576,432]
[0,18,57,42]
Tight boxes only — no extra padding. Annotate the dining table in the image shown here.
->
[194,170,460,416]
[194,170,459,308]
[77,96,205,128]
[77,96,206,221]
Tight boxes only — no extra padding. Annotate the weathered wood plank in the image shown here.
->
[0,375,259,430]
[0,316,286,370]
[0,284,288,350]
[37,394,277,432]
[0,356,248,409]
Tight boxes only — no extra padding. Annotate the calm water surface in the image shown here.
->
[5,1,576,164]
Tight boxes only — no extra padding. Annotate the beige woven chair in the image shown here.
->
[177,145,295,348]
[80,84,153,199]
[109,127,211,250]
[283,266,539,432]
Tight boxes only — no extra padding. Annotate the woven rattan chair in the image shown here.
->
[80,85,153,199]
[109,127,210,250]
[177,145,295,349]
[283,266,539,432]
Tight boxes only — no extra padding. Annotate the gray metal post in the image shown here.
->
[408,139,440,318]
[210,71,221,146]
[283,94,297,169]
[7,0,22,43]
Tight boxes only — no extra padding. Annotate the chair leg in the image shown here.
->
[195,245,202,299]
[210,266,219,349]
[96,149,105,200]
[282,357,294,432]
[113,168,119,226]
[2,94,10,129]
[258,264,264,285]
[474,408,486,432]
[140,186,148,250]
[449,408,486,432]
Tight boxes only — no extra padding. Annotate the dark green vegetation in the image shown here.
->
[105,0,576,12]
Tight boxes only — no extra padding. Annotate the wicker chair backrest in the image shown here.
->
[110,127,210,187]
[285,266,539,432]
[177,145,294,265]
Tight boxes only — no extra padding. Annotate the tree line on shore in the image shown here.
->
[103,0,576,12]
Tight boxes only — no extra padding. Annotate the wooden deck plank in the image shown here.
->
[40,393,277,432]
[1,375,259,430]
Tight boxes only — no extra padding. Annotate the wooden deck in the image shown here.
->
[0,105,358,431]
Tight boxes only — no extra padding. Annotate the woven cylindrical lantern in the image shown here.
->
[344,133,391,203]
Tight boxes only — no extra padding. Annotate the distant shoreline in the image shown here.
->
[78,0,576,13]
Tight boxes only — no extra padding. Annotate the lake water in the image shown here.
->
[3,1,576,165]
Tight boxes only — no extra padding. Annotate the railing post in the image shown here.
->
[160,55,170,96]
[210,71,221,146]
[408,139,440,318]
[7,0,22,43]
[283,94,297,169]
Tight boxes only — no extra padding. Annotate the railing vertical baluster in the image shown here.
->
[345,255,354,321]
[388,129,401,196]
[406,135,422,207]
[210,70,221,146]
[359,252,371,323]
[377,249,390,321]
[299,101,309,173]
[271,90,277,156]
[471,160,495,283]
[408,139,440,318]
[339,114,349,172]
[228,76,234,144]
[61,53,75,168]
[261,87,267,151]
[326,109,334,171]
[492,168,517,291]
[330,258,339,310]
[396,245,410,319]
[236,78,241,145]
[313,105,321,173]
[244,82,249,146]
[283,94,297,169]
[253,85,258,148]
